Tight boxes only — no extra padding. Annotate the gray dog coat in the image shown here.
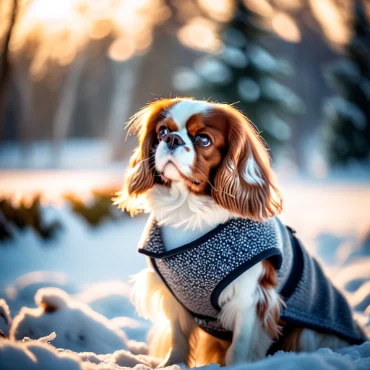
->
[138,216,366,345]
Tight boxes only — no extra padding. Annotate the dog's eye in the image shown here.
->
[159,126,169,139]
[194,134,211,147]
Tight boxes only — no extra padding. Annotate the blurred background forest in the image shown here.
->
[1,0,369,171]
[0,0,369,242]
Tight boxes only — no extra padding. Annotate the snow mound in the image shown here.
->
[1,337,370,370]
[0,339,82,370]
[4,271,76,314]
[110,316,151,343]
[233,342,370,370]
[0,299,11,337]
[0,338,156,370]
[76,281,136,319]
[74,348,156,367]
[10,287,130,354]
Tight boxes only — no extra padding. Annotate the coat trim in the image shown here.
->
[139,220,232,259]
[211,247,282,311]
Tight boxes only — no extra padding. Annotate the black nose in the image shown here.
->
[162,133,185,150]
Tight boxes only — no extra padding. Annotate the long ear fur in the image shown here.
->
[115,98,181,215]
[212,106,282,221]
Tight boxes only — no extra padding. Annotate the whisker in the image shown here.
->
[190,164,235,199]
[135,156,154,165]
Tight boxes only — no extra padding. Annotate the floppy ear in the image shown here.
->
[212,107,282,221]
[115,99,181,215]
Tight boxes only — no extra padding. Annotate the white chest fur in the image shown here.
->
[145,183,233,250]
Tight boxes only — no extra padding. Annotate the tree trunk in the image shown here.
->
[106,56,144,161]
[0,0,19,137]
[51,49,87,167]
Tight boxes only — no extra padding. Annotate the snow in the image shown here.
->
[0,300,11,337]
[0,204,147,286]
[237,77,260,102]
[1,169,370,369]
[0,140,114,170]
[221,46,248,69]
[4,271,77,315]
[248,45,279,73]
[0,340,83,370]
[1,338,370,370]
[10,287,131,354]
[194,56,232,84]
[75,281,136,320]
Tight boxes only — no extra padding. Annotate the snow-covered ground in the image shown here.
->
[1,167,370,369]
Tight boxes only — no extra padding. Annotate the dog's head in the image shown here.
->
[117,98,282,221]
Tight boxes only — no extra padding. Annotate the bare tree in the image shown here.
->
[51,49,88,167]
[106,56,145,161]
[0,0,19,133]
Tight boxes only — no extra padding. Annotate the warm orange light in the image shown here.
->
[0,170,122,205]
[273,0,304,11]
[178,17,220,52]
[243,0,274,17]
[197,0,234,22]
[135,32,153,51]
[272,11,301,43]
[89,19,112,40]
[27,0,75,23]
[11,0,168,78]
[108,38,135,62]
[309,0,351,47]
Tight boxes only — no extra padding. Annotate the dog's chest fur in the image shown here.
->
[146,183,233,250]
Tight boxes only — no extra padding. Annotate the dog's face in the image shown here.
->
[119,98,281,221]
[154,100,228,193]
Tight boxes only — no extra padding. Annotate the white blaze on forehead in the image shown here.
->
[155,100,210,181]
[167,100,211,130]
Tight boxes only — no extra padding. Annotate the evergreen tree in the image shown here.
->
[324,0,370,165]
[176,1,304,155]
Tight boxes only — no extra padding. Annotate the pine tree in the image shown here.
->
[177,1,304,155]
[324,0,370,165]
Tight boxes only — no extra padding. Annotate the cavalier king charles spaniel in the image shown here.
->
[116,98,366,367]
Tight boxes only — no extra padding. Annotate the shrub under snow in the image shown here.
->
[10,287,130,354]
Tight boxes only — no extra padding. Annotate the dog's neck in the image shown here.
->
[146,183,233,250]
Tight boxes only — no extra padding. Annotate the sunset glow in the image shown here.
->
[178,17,221,53]
[272,11,301,43]
[10,0,169,78]
[309,0,351,48]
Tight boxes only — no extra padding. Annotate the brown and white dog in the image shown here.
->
[117,98,356,367]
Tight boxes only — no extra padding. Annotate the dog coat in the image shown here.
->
[138,215,366,345]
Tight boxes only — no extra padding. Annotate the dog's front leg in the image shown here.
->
[224,305,255,364]
[133,267,194,366]
[157,319,190,368]
[225,305,272,364]
[220,264,274,365]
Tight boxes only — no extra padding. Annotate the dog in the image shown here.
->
[116,98,367,367]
